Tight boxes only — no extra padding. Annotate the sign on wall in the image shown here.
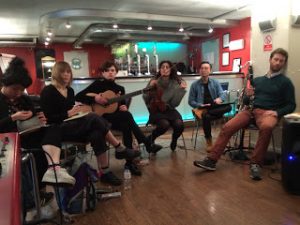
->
[64,51,89,78]
[263,34,273,51]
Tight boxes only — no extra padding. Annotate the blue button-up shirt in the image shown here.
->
[188,78,226,108]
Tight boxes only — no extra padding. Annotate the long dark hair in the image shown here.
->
[155,60,182,84]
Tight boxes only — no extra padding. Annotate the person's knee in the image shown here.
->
[260,123,275,132]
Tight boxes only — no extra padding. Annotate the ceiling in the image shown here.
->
[0,0,252,47]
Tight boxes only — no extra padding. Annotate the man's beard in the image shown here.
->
[270,65,282,73]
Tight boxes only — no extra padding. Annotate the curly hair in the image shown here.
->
[1,57,32,88]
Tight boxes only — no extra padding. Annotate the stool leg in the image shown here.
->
[194,120,199,150]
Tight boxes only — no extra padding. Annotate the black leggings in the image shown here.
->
[60,113,110,156]
[151,118,184,142]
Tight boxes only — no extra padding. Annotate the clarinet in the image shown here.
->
[248,64,254,111]
[237,62,253,111]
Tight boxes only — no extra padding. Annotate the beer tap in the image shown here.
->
[126,49,133,76]
[153,45,159,73]
[135,44,142,76]
[143,48,150,75]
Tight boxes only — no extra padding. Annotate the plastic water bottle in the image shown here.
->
[123,169,132,190]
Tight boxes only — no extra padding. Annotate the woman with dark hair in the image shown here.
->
[143,60,187,151]
[40,61,140,186]
[0,57,76,217]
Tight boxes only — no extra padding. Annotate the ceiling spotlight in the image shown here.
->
[45,37,51,42]
[65,21,71,29]
[113,23,118,29]
[44,41,49,46]
[208,26,214,33]
[179,24,184,32]
[47,30,53,36]
[147,25,152,31]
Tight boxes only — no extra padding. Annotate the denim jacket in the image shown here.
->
[188,78,226,108]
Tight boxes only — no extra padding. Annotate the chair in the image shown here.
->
[224,119,277,163]
[191,82,232,150]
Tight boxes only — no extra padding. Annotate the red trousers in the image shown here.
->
[209,108,278,165]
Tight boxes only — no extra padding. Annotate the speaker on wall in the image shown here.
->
[281,118,300,195]
[291,15,300,27]
[258,19,276,32]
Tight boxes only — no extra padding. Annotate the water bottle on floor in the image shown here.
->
[123,169,132,190]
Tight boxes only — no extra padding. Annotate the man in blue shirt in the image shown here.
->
[188,61,231,151]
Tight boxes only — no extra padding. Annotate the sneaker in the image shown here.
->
[100,171,122,186]
[249,163,262,181]
[145,143,163,154]
[125,162,142,176]
[170,138,177,151]
[193,158,217,171]
[42,167,76,186]
[115,147,141,160]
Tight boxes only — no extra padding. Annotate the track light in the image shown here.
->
[113,23,118,29]
[47,30,53,36]
[179,24,184,32]
[44,41,49,46]
[65,21,71,29]
[208,26,214,33]
[45,37,51,42]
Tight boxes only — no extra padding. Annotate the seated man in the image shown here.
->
[188,61,231,150]
[193,48,296,180]
[75,61,162,176]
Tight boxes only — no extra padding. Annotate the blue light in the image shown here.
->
[288,155,295,161]
[137,42,183,51]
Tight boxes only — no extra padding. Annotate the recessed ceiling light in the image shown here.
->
[147,25,152,30]
[113,23,118,29]
[45,37,51,42]
[44,41,49,46]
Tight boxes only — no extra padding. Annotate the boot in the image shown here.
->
[206,137,213,153]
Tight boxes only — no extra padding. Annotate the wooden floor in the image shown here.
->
[72,128,300,225]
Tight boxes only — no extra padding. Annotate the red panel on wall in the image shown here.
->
[188,17,251,74]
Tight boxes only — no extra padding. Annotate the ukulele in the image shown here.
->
[83,86,153,116]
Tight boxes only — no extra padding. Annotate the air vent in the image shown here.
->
[258,19,276,33]
[291,15,300,27]
[0,37,37,46]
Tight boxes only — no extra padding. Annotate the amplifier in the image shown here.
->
[281,118,300,195]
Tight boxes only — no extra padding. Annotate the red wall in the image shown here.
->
[188,17,251,74]
[0,43,112,94]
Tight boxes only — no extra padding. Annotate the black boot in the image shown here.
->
[170,138,178,151]
[145,136,162,153]
[125,161,142,176]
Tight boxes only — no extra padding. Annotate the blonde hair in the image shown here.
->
[51,61,73,86]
